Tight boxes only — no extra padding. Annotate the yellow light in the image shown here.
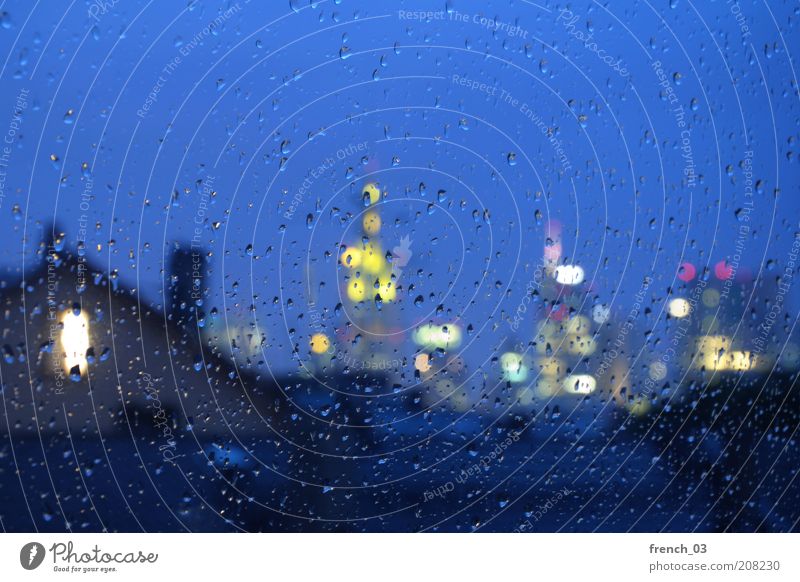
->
[696,335,731,352]
[340,247,362,269]
[347,279,367,302]
[536,357,563,377]
[728,351,755,371]
[438,324,462,348]
[668,298,691,318]
[310,333,331,354]
[61,311,90,375]
[363,211,381,235]
[375,274,397,302]
[562,374,596,395]
[361,242,385,274]
[567,334,596,356]
[694,335,732,370]
[363,182,381,205]
[413,325,433,345]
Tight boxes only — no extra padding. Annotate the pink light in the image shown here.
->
[714,260,734,280]
[677,262,696,282]
[544,243,562,261]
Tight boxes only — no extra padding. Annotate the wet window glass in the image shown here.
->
[0,0,798,535]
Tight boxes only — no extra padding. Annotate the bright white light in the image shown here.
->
[668,298,691,318]
[562,374,596,395]
[554,264,585,285]
[501,352,528,383]
[61,312,89,374]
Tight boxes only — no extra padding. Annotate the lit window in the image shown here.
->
[61,311,89,375]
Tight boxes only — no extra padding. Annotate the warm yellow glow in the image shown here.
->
[361,242,386,274]
[374,274,397,302]
[562,374,597,395]
[414,353,432,373]
[554,264,585,285]
[61,311,90,374]
[534,378,559,399]
[310,333,331,354]
[728,351,756,371]
[668,298,691,318]
[536,357,563,377]
[694,335,732,370]
[363,182,381,205]
[347,279,367,302]
[340,247,363,269]
[567,334,597,356]
[363,211,381,235]
[565,315,590,334]
[696,335,731,352]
